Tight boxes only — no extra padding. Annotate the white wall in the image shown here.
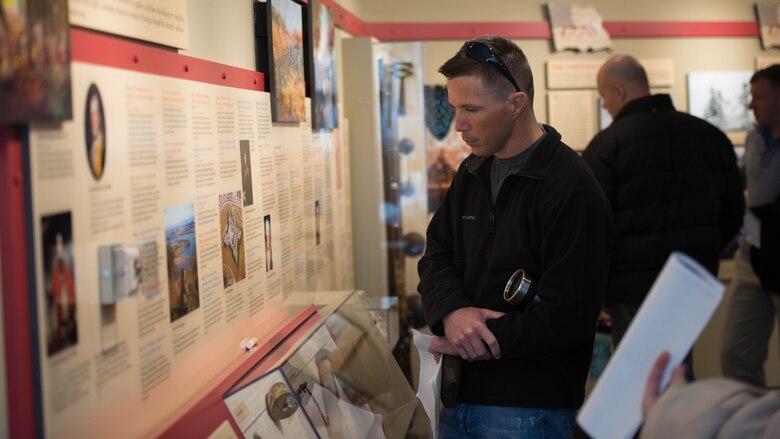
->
[181,0,257,70]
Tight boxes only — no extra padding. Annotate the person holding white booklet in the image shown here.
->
[641,351,780,438]
[577,252,726,439]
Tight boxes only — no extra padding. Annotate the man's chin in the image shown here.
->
[470,147,493,158]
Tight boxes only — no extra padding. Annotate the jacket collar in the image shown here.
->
[465,124,562,179]
[613,94,675,122]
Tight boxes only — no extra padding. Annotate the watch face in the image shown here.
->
[504,269,531,306]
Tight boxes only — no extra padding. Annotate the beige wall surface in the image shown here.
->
[419,18,777,127]
[181,0,257,70]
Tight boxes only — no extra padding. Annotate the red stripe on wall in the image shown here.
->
[313,0,761,42]
[604,21,760,37]
[365,21,759,41]
[319,0,371,36]
[367,22,552,40]
[71,28,265,91]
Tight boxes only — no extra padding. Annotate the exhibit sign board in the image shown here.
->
[26,28,351,438]
[546,2,612,53]
[756,3,780,50]
[69,0,189,49]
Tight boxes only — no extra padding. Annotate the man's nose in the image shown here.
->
[454,112,468,132]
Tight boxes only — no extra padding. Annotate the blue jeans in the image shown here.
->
[438,403,576,439]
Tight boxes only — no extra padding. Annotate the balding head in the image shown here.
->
[597,55,651,118]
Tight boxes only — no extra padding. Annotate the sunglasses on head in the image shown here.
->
[466,41,522,93]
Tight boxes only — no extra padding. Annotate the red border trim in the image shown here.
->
[604,21,760,37]
[316,1,761,42]
[319,0,370,36]
[71,28,265,91]
[1,126,36,439]
[368,22,551,41]
[363,21,760,41]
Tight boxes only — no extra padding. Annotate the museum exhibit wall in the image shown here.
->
[1,0,362,437]
[4,0,780,437]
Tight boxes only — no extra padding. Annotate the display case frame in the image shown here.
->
[220,290,431,439]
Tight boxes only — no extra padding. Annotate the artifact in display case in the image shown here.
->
[364,295,399,349]
[223,290,431,438]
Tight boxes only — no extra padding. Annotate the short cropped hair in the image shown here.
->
[438,35,535,103]
[751,64,780,88]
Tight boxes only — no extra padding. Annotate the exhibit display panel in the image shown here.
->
[22,28,354,438]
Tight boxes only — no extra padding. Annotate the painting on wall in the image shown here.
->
[0,0,72,122]
[255,0,306,123]
[304,0,338,130]
[688,71,754,135]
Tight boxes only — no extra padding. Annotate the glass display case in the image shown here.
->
[364,295,400,349]
[222,290,431,438]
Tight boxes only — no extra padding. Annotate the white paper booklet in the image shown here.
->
[577,251,725,439]
[412,329,442,439]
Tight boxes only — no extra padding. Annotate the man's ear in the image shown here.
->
[511,92,529,119]
[615,84,628,105]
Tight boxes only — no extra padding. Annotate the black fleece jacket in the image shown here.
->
[583,94,744,303]
[418,125,613,409]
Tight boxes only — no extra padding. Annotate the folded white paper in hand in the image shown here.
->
[412,329,443,439]
[577,252,724,439]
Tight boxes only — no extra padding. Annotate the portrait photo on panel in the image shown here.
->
[41,211,78,356]
[84,83,106,180]
[315,200,321,246]
[240,140,254,207]
[264,214,273,272]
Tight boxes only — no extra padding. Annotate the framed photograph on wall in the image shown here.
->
[255,0,307,123]
[687,71,754,145]
[304,0,338,130]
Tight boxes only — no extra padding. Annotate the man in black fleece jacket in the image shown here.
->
[582,55,744,377]
[418,35,613,438]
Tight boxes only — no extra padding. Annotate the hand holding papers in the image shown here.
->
[412,329,442,439]
[577,252,725,439]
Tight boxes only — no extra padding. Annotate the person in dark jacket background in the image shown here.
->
[583,54,745,377]
[418,35,613,438]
